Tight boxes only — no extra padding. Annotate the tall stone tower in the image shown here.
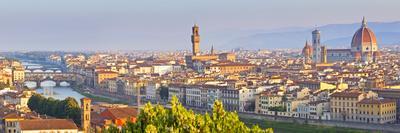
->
[321,46,327,63]
[312,29,321,63]
[191,24,200,56]
[81,98,91,133]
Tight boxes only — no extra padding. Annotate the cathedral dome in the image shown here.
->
[373,51,382,57]
[354,52,361,60]
[351,17,377,50]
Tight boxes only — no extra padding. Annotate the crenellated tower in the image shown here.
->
[191,24,200,56]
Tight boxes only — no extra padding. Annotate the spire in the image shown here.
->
[362,16,367,27]
[305,40,310,46]
[211,45,214,55]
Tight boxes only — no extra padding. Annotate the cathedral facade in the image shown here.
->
[303,17,381,63]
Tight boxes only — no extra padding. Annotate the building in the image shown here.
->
[330,91,365,121]
[168,83,186,104]
[302,41,313,64]
[145,81,161,103]
[312,29,322,63]
[371,89,400,123]
[255,91,283,114]
[95,71,119,87]
[16,119,79,133]
[208,63,255,74]
[81,98,91,133]
[330,90,377,122]
[11,67,24,84]
[357,98,396,124]
[97,107,138,128]
[185,24,236,70]
[308,100,330,120]
[192,24,200,56]
[306,17,380,63]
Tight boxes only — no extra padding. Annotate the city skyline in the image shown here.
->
[0,0,399,51]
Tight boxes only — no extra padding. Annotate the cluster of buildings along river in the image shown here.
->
[1,18,400,132]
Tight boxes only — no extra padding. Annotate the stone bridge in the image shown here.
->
[25,72,84,88]
[24,68,62,73]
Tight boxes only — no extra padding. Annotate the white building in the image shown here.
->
[146,82,160,103]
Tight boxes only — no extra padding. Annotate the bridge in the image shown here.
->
[24,68,63,73]
[25,72,84,88]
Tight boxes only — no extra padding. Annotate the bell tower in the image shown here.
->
[312,29,321,63]
[81,98,91,133]
[191,24,200,56]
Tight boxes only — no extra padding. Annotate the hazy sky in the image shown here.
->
[0,0,399,51]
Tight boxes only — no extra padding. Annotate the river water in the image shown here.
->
[23,62,86,104]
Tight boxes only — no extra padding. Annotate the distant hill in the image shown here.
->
[220,21,400,49]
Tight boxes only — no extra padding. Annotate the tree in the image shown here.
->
[107,96,274,133]
[268,106,286,112]
[27,94,82,125]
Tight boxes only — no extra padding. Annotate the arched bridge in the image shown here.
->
[25,72,84,88]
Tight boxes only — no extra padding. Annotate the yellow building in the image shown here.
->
[357,98,396,124]
[297,81,341,91]
[0,73,13,86]
[209,63,255,74]
[255,91,283,114]
[4,112,25,133]
[330,91,366,122]
[95,71,119,86]
[12,67,25,84]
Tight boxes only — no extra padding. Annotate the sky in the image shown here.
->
[0,0,399,51]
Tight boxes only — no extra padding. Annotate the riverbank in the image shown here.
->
[71,85,129,104]
[240,117,373,133]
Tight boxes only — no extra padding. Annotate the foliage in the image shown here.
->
[268,106,286,112]
[106,96,273,133]
[241,117,369,133]
[27,94,81,125]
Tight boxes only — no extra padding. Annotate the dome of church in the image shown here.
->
[354,52,362,60]
[373,51,382,57]
[351,17,377,50]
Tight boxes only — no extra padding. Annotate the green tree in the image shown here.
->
[107,96,273,133]
[27,95,82,125]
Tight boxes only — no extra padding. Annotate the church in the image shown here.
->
[303,17,381,63]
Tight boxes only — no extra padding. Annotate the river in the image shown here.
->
[23,62,86,104]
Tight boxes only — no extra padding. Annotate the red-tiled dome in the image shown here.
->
[354,52,361,60]
[351,17,377,49]
[373,51,382,57]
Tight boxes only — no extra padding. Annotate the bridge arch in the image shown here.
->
[40,80,57,87]
[44,69,55,73]
[32,69,44,73]
[24,72,79,88]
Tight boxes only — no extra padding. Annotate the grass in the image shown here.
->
[240,117,381,133]
[72,85,129,104]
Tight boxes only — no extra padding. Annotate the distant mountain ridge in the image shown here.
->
[221,21,400,49]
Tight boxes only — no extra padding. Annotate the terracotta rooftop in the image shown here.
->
[331,91,362,98]
[19,119,78,130]
[358,98,395,104]
[102,107,138,119]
